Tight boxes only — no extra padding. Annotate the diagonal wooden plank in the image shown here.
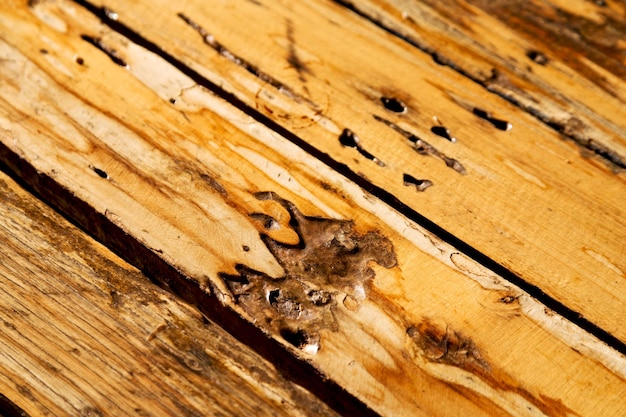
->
[0,1,625,415]
[68,0,626,345]
[334,0,626,169]
[0,170,339,417]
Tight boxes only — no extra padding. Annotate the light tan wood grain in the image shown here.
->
[337,0,626,168]
[76,0,626,344]
[0,1,625,416]
[0,171,339,417]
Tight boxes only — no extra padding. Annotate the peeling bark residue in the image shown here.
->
[373,115,467,174]
[219,192,397,351]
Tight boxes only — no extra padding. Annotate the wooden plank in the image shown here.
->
[335,0,626,169]
[68,0,626,344]
[0,170,339,417]
[1,1,625,416]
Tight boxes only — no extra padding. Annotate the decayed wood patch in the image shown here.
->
[74,0,626,345]
[0,1,625,416]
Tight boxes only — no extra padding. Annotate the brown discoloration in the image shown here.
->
[220,192,397,350]
[286,19,312,82]
[407,319,489,372]
[199,172,227,196]
[407,317,580,416]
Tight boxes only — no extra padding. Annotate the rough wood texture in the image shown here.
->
[1,0,625,416]
[0,171,338,416]
[76,0,626,344]
[338,0,626,169]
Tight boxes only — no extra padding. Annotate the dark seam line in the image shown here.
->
[0,393,30,417]
[65,0,626,356]
[332,0,626,171]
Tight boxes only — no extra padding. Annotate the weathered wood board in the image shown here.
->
[337,0,626,169]
[72,0,626,344]
[0,0,625,416]
[0,171,339,416]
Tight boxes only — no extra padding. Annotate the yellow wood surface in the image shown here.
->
[0,0,624,416]
[340,0,626,169]
[0,171,338,417]
[81,0,626,343]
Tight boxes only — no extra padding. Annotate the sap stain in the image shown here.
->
[220,192,397,351]
[199,173,227,196]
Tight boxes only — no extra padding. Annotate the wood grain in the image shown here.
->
[72,0,626,344]
[336,0,626,169]
[0,171,339,417]
[0,1,625,416]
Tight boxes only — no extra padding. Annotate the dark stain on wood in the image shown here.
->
[286,19,312,82]
[220,192,397,350]
[199,172,227,196]
[406,318,580,416]
[407,319,488,371]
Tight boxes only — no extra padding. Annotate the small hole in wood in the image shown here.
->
[90,166,109,179]
[250,213,279,230]
[472,107,512,131]
[380,96,406,113]
[403,173,433,192]
[526,50,548,65]
[76,57,84,65]
[431,126,456,143]
[280,327,311,350]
